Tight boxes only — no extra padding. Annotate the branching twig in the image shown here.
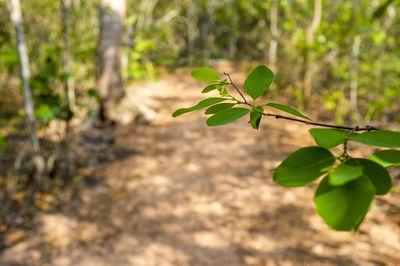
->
[262,113,377,131]
[225,72,379,132]
[224,72,249,104]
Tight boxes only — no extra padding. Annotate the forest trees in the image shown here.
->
[0,0,399,229]
[97,0,126,121]
[8,0,39,152]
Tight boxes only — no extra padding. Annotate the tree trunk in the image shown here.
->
[350,34,361,118]
[60,0,74,179]
[302,0,322,109]
[186,0,198,65]
[268,0,279,74]
[9,0,45,204]
[202,0,217,61]
[229,0,238,59]
[97,0,126,121]
[8,0,39,152]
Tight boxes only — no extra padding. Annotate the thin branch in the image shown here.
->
[262,112,378,131]
[343,126,359,156]
[225,72,378,132]
[224,72,248,104]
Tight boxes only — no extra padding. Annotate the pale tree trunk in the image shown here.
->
[60,0,74,179]
[350,34,361,114]
[97,0,126,121]
[202,0,217,61]
[229,0,238,59]
[9,0,45,204]
[186,0,198,65]
[268,0,279,74]
[8,0,39,152]
[136,0,159,32]
[383,4,396,28]
[61,0,75,109]
[97,0,155,124]
[302,0,322,109]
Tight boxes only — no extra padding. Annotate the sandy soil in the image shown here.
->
[1,67,400,266]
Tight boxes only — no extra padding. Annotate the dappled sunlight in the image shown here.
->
[2,69,400,265]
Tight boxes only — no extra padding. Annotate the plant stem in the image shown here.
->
[226,72,378,132]
[224,72,249,104]
[262,113,377,131]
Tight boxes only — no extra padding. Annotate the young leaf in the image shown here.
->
[244,65,274,100]
[248,109,262,130]
[314,176,375,231]
[172,98,227,117]
[206,107,250,126]
[191,68,220,83]
[354,158,392,195]
[266,103,311,121]
[350,130,400,148]
[202,84,220,93]
[273,147,336,187]
[205,103,235,114]
[370,150,400,167]
[329,163,363,186]
[309,129,349,149]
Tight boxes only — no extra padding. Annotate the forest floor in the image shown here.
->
[1,64,400,266]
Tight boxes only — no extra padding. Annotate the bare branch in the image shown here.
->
[224,72,248,104]
[224,71,378,132]
[262,112,377,131]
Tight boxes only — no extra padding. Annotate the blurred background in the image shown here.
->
[0,0,400,265]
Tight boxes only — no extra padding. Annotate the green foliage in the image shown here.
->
[315,176,375,231]
[202,84,221,93]
[86,88,102,103]
[206,107,250,126]
[273,147,335,187]
[0,132,7,151]
[354,158,392,195]
[191,68,220,83]
[244,65,274,100]
[328,163,363,186]
[205,103,235,114]
[265,103,311,121]
[248,108,262,130]
[350,130,400,147]
[172,98,228,117]
[173,65,400,232]
[370,150,400,167]
[309,129,349,149]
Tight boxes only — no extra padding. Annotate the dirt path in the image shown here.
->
[1,68,400,265]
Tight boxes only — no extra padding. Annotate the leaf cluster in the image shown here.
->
[173,65,400,231]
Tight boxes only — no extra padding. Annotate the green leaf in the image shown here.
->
[244,65,274,100]
[309,129,349,149]
[205,103,235,114]
[266,103,311,120]
[329,163,363,186]
[172,98,227,117]
[370,150,400,167]
[206,107,250,126]
[191,68,220,83]
[35,104,58,122]
[314,176,375,231]
[354,158,392,195]
[202,84,220,93]
[248,109,262,130]
[0,133,7,150]
[350,130,400,148]
[87,88,102,103]
[274,147,336,187]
